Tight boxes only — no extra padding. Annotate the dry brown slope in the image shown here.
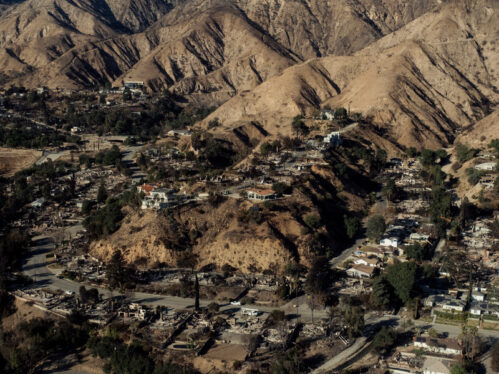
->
[119,6,299,105]
[0,0,440,97]
[8,4,299,102]
[235,0,440,59]
[202,0,498,149]
[455,109,499,148]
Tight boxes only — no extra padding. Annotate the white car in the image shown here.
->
[230,300,241,306]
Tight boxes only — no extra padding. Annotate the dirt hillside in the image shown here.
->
[202,0,498,149]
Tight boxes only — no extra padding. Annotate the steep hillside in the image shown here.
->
[0,0,439,97]
[455,109,499,148]
[90,165,370,273]
[0,0,179,85]
[235,0,439,59]
[202,0,498,149]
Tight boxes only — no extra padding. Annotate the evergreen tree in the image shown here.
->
[97,182,107,204]
[194,273,200,311]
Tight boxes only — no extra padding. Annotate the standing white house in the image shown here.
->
[380,237,399,248]
[474,162,496,171]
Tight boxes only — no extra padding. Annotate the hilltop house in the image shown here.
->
[137,183,157,196]
[354,256,380,268]
[247,188,278,201]
[474,162,496,171]
[141,188,177,210]
[380,237,399,248]
[346,264,376,278]
[123,81,144,89]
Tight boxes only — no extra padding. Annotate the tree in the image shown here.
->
[385,261,417,304]
[97,182,108,204]
[420,149,437,167]
[429,187,452,223]
[272,182,293,195]
[106,250,128,290]
[406,147,419,158]
[81,199,93,215]
[456,143,478,163]
[371,276,393,308]
[194,273,200,311]
[465,168,484,185]
[372,327,397,353]
[489,138,499,154]
[304,214,322,230]
[450,364,468,374]
[429,165,447,186]
[340,300,364,339]
[335,107,347,119]
[79,285,88,304]
[492,342,499,372]
[291,116,309,137]
[404,243,426,262]
[305,256,331,296]
[270,348,305,374]
[367,215,386,241]
[344,215,360,239]
[382,179,398,202]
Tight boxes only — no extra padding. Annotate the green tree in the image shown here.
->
[420,149,437,167]
[455,143,478,163]
[492,342,499,372]
[291,116,309,137]
[194,273,200,311]
[304,214,322,230]
[106,250,128,290]
[335,107,347,119]
[341,301,364,339]
[465,168,484,185]
[404,243,426,262]
[429,165,447,186]
[429,187,452,222]
[305,256,331,296]
[270,348,305,374]
[81,200,93,215]
[450,364,468,374]
[371,276,393,308]
[382,179,398,202]
[489,138,499,154]
[272,182,293,195]
[386,261,417,304]
[372,327,397,353]
[367,215,386,241]
[343,215,360,239]
[406,147,419,158]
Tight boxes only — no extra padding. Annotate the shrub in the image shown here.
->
[304,214,322,230]
[455,143,478,163]
[272,182,293,195]
[465,168,484,185]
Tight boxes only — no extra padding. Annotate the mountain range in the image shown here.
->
[0,0,497,148]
